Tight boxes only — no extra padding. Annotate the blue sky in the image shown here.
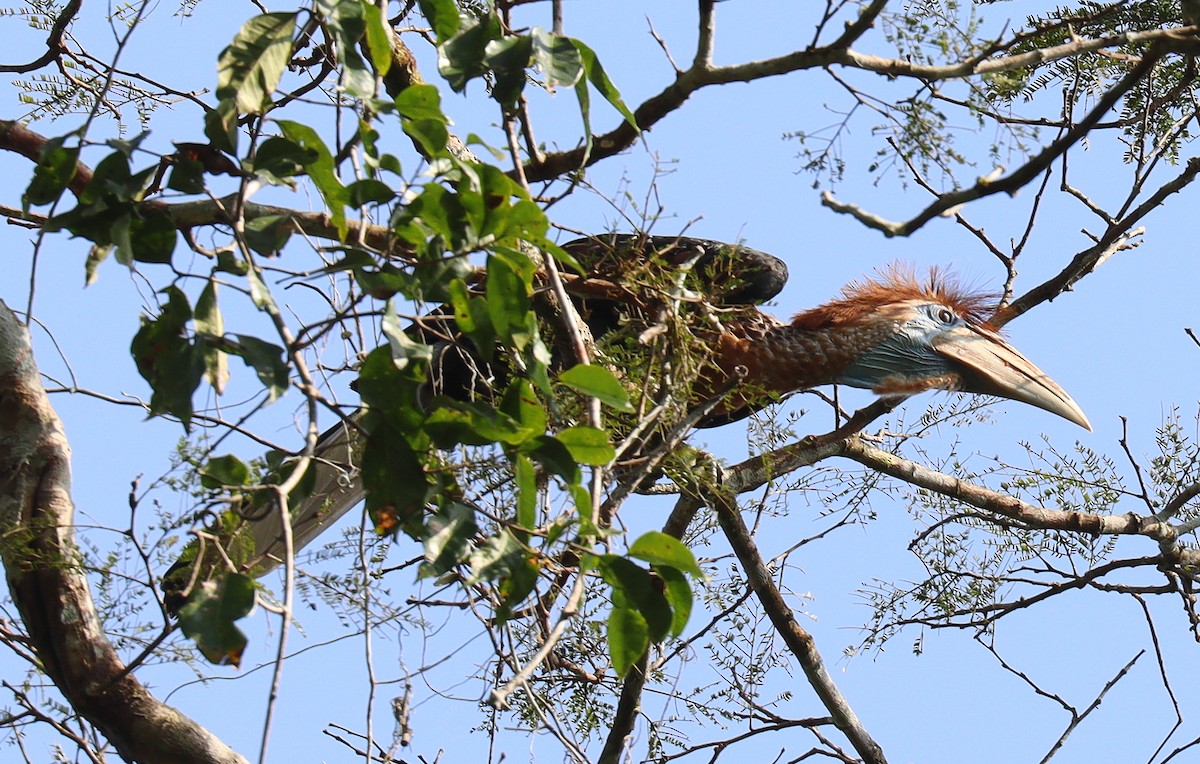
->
[2,2,1199,763]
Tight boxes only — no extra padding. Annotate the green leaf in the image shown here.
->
[418,0,460,43]
[346,178,396,207]
[246,268,276,311]
[657,565,693,638]
[229,334,289,401]
[200,454,252,489]
[419,502,477,579]
[425,401,536,448]
[513,453,537,532]
[572,39,638,131]
[252,136,318,183]
[381,299,433,371]
[216,12,297,114]
[130,286,204,429]
[521,435,581,484]
[559,364,634,411]
[438,15,502,93]
[395,84,451,157]
[194,281,229,393]
[599,555,672,643]
[531,28,583,89]
[275,120,348,239]
[243,214,295,255]
[317,0,374,98]
[485,253,530,344]
[495,554,539,624]
[361,422,430,530]
[501,378,547,434]
[607,603,648,677]
[557,426,614,466]
[204,99,240,155]
[126,208,178,264]
[628,531,705,579]
[177,573,257,666]
[467,528,521,584]
[484,34,533,110]
[167,156,206,194]
[361,1,393,76]
[25,138,79,207]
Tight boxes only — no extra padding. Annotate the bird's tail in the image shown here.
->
[246,419,366,577]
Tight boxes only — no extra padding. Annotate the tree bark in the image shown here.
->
[0,300,249,764]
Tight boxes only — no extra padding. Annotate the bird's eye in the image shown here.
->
[935,307,956,325]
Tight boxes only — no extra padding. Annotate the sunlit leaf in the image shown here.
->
[216,13,297,114]
[629,531,705,579]
[559,364,634,411]
[177,574,257,667]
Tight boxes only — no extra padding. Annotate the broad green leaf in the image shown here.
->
[521,435,581,484]
[483,34,533,110]
[607,603,648,677]
[531,28,582,89]
[418,0,460,43]
[628,531,705,579]
[252,136,318,183]
[396,84,451,157]
[199,454,252,489]
[559,364,634,411]
[573,38,638,131]
[275,120,348,239]
[177,574,257,666]
[229,334,288,401]
[24,137,79,207]
[246,268,276,311]
[195,281,229,393]
[317,0,374,98]
[599,555,672,642]
[656,564,693,638]
[419,502,477,578]
[502,378,547,434]
[495,554,539,624]
[167,156,206,194]
[437,15,502,93]
[513,453,537,532]
[216,13,297,114]
[425,401,535,448]
[130,286,204,429]
[557,425,614,466]
[362,1,393,76]
[346,178,396,207]
[125,208,178,264]
[467,528,520,584]
[485,254,529,342]
[362,422,430,530]
[204,99,240,154]
[243,214,295,256]
[381,299,433,371]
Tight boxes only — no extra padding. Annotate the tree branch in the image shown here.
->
[0,300,248,764]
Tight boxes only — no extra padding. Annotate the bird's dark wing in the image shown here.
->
[562,233,788,307]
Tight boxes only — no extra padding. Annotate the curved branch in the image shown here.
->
[0,301,248,764]
[836,435,1199,564]
[0,0,81,74]
[821,46,1168,238]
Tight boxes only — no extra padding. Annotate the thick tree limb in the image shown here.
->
[0,301,248,764]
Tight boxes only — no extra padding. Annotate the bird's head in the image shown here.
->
[792,266,1091,430]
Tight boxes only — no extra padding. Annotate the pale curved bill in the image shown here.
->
[934,325,1092,431]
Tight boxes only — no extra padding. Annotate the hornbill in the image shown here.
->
[163,234,1089,599]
